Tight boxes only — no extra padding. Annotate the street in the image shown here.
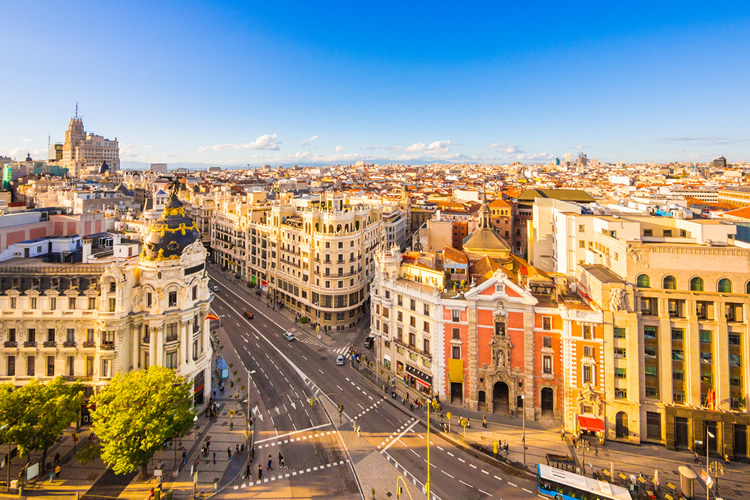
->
[209,269,539,499]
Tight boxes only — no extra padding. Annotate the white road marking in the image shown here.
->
[522,488,533,494]
[447,452,454,457]
[478,488,493,496]
[508,481,517,487]
[459,479,473,488]
[458,458,465,463]
[494,475,502,481]
[380,420,418,454]
[441,470,454,478]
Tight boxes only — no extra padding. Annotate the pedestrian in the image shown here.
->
[246,463,251,479]
[49,469,54,483]
[227,448,232,461]
[182,450,187,465]
[724,453,730,464]
[258,464,263,480]
[213,452,216,465]
[482,415,487,428]
[147,487,155,500]
[693,451,701,464]
[54,452,60,465]
[212,388,217,398]
[267,454,273,470]
[54,464,61,478]
[279,452,286,468]
[236,443,240,453]
[561,428,566,440]
[88,431,94,442]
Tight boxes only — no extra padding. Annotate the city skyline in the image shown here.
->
[2,1,750,168]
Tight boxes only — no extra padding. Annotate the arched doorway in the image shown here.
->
[478,391,486,410]
[541,388,554,416]
[492,382,509,414]
[615,411,629,439]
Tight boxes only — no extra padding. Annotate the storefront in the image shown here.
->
[194,370,205,406]
[406,364,433,395]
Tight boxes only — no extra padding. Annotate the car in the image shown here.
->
[364,337,374,349]
[210,285,219,292]
[244,311,254,319]
[283,331,295,341]
[336,354,346,366]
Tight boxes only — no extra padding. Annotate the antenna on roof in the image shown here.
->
[75,101,79,118]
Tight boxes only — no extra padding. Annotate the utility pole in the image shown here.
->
[521,394,526,468]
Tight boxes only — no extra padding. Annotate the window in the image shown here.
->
[614,347,627,359]
[193,340,199,361]
[662,275,676,290]
[147,292,152,307]
[690,277,704,291]
[452,328,460,340]
[27,356,35,376]
[47,356,55,376]
[192,286,198,300]
[423,304,430,315]
[643,228,653,237]
[663,229,672,237]
[584,346,595,358]
[701,372,712,384]
[613,327,626,339]
[730,354,741,367]
[542,316,552,330]
[644,346,657,359]
[645,387,659,399]
[673,370,684,380]
[700,352,712,364]
[27,329,35,342]
[644,326,657,339]
[397,311,403,322]
[397,327,403,342]
[50,297,56,310]
[382,307,389,318]
[672,349,684,361]
[718,278,732,293]
[382,323,389,335]
[86,329,95,343]
[636,274,650,288]
[673,391,685,403]
[615,368,627,379]
[69,297,76,309]
[88,297,96,310]
[67,329,75,343]
[10,297,16,309]
[166,351,177,369]
[451,346,461,360]
[543,336,552,348]
[397,295,403,306]
[410,299,416,311]
[109,298,116,312]
[423,338,430,353]
[583,365,593,384]
[423,322,430,333]
[583,326,592,340]
[543,355,552,374]
[8,328,15,342]
[166,323,178,342]
[731,376,742,387]
[101,359,110,378]
[729,333,741,346]
[579,240,585,248]
[408,331,416,347]
[30,297,37,309]
[451,310,460,322]
[47,329,55,342]
[645,366,658,378]
[7,356,15,376]
[409,316,416,327]
[699,330,712,343]
[671,328,684,341]
[169,291,177,307]
[86,356,94,376]
[615,388,627,399]
[578,224,585,232]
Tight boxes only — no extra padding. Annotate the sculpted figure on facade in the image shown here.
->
[609,288,627,312]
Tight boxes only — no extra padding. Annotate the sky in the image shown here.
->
[2,1,750,168]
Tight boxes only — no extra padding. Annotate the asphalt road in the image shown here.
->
[209,269,539,500]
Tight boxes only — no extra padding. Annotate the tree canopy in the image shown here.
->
[0,378,84,471]
[89,366,195,478]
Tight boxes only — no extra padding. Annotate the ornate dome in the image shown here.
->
[141,189,200,262]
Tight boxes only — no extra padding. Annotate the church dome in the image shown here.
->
[141,190,200,262]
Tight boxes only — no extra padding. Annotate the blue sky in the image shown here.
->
[2,1,750,167]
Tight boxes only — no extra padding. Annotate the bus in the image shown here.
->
[537,464,632,500]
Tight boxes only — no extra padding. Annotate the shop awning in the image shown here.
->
[577,415,605,433]
[405,364,433,387]
[448,359,464,383]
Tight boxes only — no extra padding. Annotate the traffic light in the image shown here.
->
[309,397,314,407]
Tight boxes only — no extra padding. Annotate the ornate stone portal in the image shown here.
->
[576,383,604,416]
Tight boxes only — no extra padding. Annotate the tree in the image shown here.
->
[89,366,195,479]
[0,378,84,472]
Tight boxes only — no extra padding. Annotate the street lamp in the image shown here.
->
[706,430,714,500]
[426,397,438,499]
[521,393,526,468]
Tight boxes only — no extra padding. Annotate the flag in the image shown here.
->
[206,313,219,321]
[706,388,716,410]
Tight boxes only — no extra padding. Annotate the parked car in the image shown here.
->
[336,354,346,366]
[283,331,295,341]
[210,285,219,292]
[244,311,254,319]
[364,337,374,349]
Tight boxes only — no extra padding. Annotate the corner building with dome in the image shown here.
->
[0,189,213,414]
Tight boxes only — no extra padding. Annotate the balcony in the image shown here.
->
[82,341,96,348]
[23,341,37,348]
[3,341,17,348]
[63,341,77,348]
[43,341,57,348]
[100,343,116,351]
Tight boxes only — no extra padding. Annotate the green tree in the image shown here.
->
[0,378,84,472]
[89,366,194,479]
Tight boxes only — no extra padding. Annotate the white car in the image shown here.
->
[283,331,295,341]
[336,354,345,366]
[210,285,219,292]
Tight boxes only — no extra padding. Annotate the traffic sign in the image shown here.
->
[446,412,452,420]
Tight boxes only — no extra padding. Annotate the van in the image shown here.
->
[364,337,374,349]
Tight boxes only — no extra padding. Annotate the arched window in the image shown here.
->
[329,224,334,233]
[747,281,750,294]
[690,277,704,292]
[718,278,732,293]
[636,274,650,288]
[662,275,677,290]
[355,220,360,231]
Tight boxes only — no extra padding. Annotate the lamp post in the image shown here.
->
[426,397,437,499]
[706,430,714,500]
[246,370,256,425]
[521,393,526,468]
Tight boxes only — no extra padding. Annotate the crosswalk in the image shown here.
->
[333,343,352,356]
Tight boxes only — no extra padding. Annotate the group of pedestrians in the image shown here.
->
[253,452,287,481]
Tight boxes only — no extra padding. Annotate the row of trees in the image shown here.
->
[0,367,196,479]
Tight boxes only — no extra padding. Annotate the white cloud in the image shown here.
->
[361,145,384,150]
[406,142,426,152]
[198,133,281,152]
[516,152,553,161]
[489,143,523,154]
[22,138,31,143]
[334,145,344,153]
[575,144,585,149]
[426,140,451,152]
[301,135,318,147]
